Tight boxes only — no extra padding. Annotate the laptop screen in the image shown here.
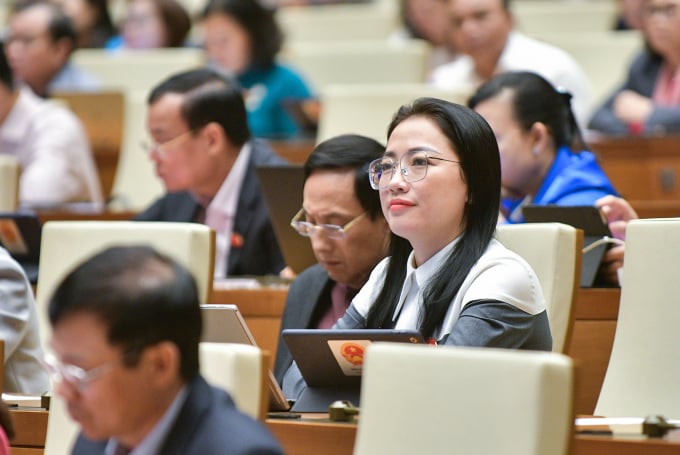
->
[255,165,317,274]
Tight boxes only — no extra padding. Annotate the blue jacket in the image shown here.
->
[239,63,314,140]
[504,146,618,223]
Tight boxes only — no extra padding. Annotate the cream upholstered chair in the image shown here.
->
[71,48,206,93]
[495,223,582,353]
[109,89,164,211]
[354,343,574,455]
[596,218,680,418]
[199,342,269,421]
[277,3,398,43]
[513,0,618,34]
[281,40,431,92]
[43,395,81,455]
[537,31,642,104]
[0,155,19,212]
[35,221,214,353]
[316,83,473,144]
[37,221,213,453]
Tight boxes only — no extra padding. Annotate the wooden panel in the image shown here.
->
[590,135,680,218]
[53,91,125,200]
[11,448,43,455]
[568,320,617,415]
[9,409,47,450]
[267,418,356,455]
[268,140,315,165]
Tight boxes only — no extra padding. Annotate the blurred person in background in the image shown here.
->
[106,0,191,50]
[589,0,680,135]
[5,2,101,97]
[390,0,458,77]
[0,42,102,208]
[49,0,116,48]
[200,0,315,140]
[431,0,593,128]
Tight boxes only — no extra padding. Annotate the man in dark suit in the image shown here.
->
[135,68,286,277]
[273,134,390,384]
[47,245,284,455]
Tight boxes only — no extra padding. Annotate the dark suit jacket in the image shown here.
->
[273,264,333,385]
[588,50,680,135]
[135,140,287,276]
[71,375,284,455]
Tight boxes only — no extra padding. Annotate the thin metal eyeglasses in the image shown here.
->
[140,127,200,158]
[642,2,678,19]
[290,209,367,240]
[42,352,122,390]
[368,149,461,190]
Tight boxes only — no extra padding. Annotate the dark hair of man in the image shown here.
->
[156,0,192,47]
[0,44,14,90]
[201,0,283,70]
[48,245,202,382]
[366,97,501,340]
[468,71,586,152]
[13,2,79,50]
[303,134,385,222]
[148,68,251,147]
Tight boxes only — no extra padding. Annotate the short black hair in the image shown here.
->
[148,67,251,147]
[304,134,385,221]
[201,0,283,70]
[468,71,584,150]
[48,245,202,382]
[0,44,13,90]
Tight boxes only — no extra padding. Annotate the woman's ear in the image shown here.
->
[529,122,551,154]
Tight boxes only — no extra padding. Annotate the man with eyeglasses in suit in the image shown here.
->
[47,245,284,455]
[273,134,390,386]
[135,68,287,278]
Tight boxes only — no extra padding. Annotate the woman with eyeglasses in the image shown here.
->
[282,97,551,399]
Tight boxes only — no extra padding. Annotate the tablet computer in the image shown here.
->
[200,304,291,412]
[522,204,613,287]
[282,328,424,412]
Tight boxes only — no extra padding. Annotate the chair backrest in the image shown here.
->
[109,89,165,211]
[513,0,619,35]
[595,218,680,417]
[316,83,473,144]
[354,343,574,455]
[537,31,642,104]
[495,223,582,353]
[281,40,431,92]
[199,342,268,421]
[277,3,398,43]
[71,48,206,93]
[43,395,80,455]
[35,221,214,353]
[0,156,19,212]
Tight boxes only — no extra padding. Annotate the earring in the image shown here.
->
[532,147,540,156]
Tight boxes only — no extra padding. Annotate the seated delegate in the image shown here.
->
[589,0,680,135]
[283,97,552,399]
[469,71,619,224]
